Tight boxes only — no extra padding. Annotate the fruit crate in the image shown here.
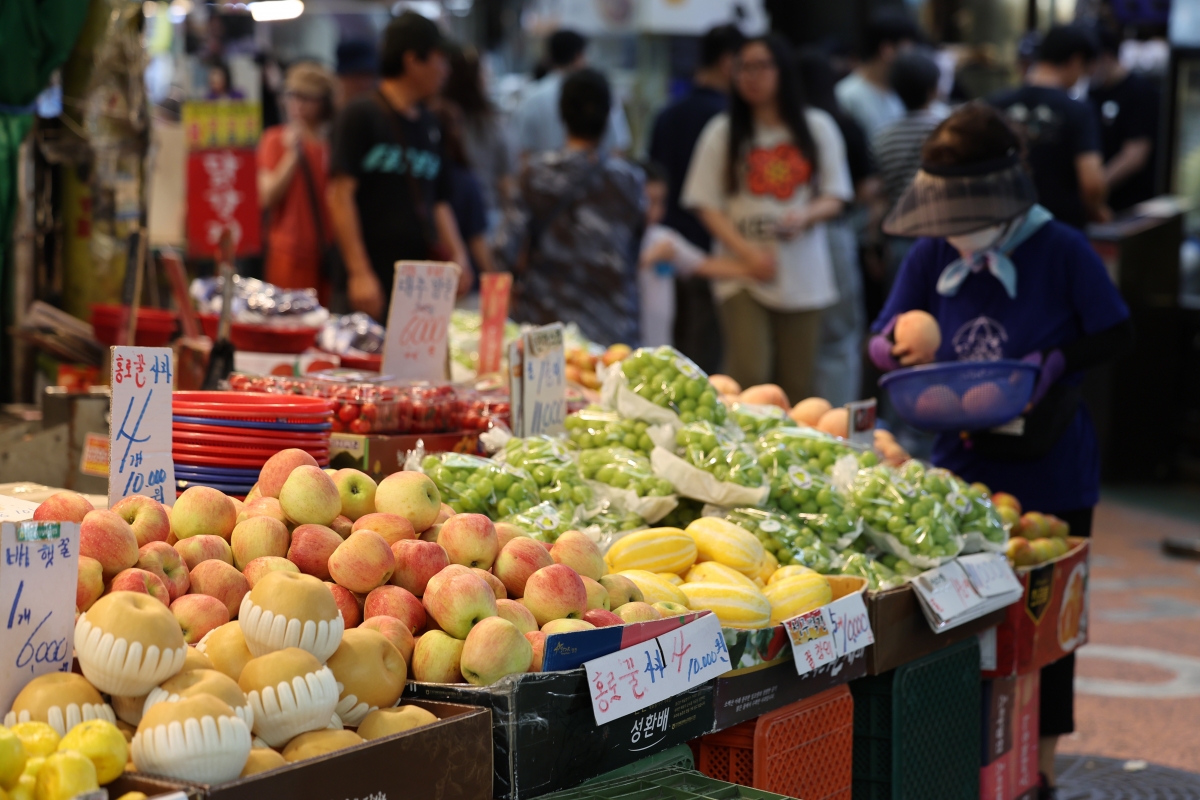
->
[694,685,853,800]
[535,767,796,799]
[579,744,695,786]
[851,637,981,800]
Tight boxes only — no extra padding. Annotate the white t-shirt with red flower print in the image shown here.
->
[682,109,853,312]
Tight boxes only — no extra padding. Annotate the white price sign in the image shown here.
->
[0,496,40,525]
[584,612,731,725]
[783,591,874,676]
[912,560,985,624]
[109,347,175,507]
[380,261,460,382]
[521,324,566,438]
[0,522,79,713]
[958,553,1023,598]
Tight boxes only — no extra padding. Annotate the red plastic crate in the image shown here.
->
[694,684,854,800]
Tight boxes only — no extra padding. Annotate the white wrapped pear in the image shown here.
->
[144,669,254,729]
[4,673,116,735]
[113,647,216,726]
[238,647,338,747]
[75,592,188,696]
[238,572,344,663]
[132,694,252,784]
[324,629,406,726]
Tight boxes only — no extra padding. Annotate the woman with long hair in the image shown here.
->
[442,44,511,222]
[682,35,853,402]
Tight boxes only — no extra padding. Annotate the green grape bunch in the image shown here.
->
[422,453,541,519]
[578,446,675,498]
[725,508,837,574]
[675,421,765,488]
[913,464,1007,544]
[564,407,655,456]
[848,465,961,558]
[503,501,575,543]
[501,435,594,509]
[620,346,727,425]
[730,402,788,437]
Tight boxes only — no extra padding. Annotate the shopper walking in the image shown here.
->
[509,30,631,164]
[647,24,743,374]
[682,35,853,403]
[504,68,643,346]
[872,50,947,210]
[869,105,1132,796]
[257,62,336,303]
[1088,26,1159,212]
[988,25,1107,228]
[327,12,471,321]
[443,44,512,225]
[835,9,919,136]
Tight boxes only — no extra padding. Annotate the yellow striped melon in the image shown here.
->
[768,564,815,585]
[763,572,832,626]
[679,582,771,629]
[656,572,684,587]
[616,570,689,607]
[605,528,697,575]
[685,518,765,577]
[684,561,759,590]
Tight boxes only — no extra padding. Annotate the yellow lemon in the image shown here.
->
[57,721,126,785]
[8,727,56,760]
[0,728,27,790]
[33,751,97,800]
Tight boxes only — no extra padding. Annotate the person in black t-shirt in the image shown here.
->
[1089,27,1159,212]
[328,12,471,321]
[988,26,1107,229]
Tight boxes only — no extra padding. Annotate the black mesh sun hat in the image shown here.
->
[882,152,1038,238]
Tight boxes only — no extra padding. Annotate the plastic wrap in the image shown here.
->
[848,465,964,568]
[755,429,864,550]
[190,276,329,328]
[577,502,647,551]
[576,446,678,522]
[837,552,908,591]
[649,447,769,508]
[918,465,1008,553]
[728,402,789,437]
[500,501,578,542]
[421,453,540,518]
[723,508,839,574]
[317,313,386,355]
[600,345,726,429]
[497,436,594,512]
[563,407,655,456]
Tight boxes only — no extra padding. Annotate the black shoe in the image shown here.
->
[1038,772,1057,800]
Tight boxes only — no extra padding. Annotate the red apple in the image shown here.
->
[525,631,546,672]
[495,598,538,634]
[237,497,287,526]
[423,564,473,599]
[33,491,94,523]
[375,472,441,532]
[435,504,454,525]
[279,465,342,526]
[109,567,170,606]
[111,495,171,547]
[189,560,250,618]
[242,556,299,588]
[286,524,342,580]
[411,630,465,683]
[230,516,290,571]
[76,556,104,612]
[80,509,139,580]
[494,522,530,551]
[472,568,507,600]
[174,535,234,571]
[136,541,190,601]
[325,581,362,628]
[353,513,417,546]
[389,539,450,597]
[330,515,353,539]
[541,618,594,634]
[439,514,499,570]
[614,602,661,623]
[360,616,414,664]
[364,585,426,634]
[423,573,498,639]
[171,593,230,644]
[583,608,624,628]
[328,530,395,593]
[581,576,610,611]
[171,486,237,541]
[550,531,606,581]
[493,537,553,597]
[460,617,533,685]
[258,448,319,498]
[992,492,1022,515]
[521,565,587,626]
[420,524,442,543]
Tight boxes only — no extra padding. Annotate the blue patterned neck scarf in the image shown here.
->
[936,204,1055,300]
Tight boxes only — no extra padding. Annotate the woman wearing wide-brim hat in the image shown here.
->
[868,104,1132,798]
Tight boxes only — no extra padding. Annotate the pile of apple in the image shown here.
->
[995,493,1072,567]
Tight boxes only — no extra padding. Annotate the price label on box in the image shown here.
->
[783,591,874,676]
[380,261,460,382]
[0,522,79,713]
[521,324,566,437]
[958,553,1023,598]
[109,347,175,507]
[584,612,731,725]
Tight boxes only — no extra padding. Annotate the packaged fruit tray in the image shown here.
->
[229,371,461,434]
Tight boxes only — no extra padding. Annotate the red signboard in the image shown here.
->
[186,149,261,258]
[478,272,512,375]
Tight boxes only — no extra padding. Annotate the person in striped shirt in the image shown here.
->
[871,51,947,210]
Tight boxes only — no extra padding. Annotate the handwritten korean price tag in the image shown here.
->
[958,553,1023,598]
[109,347,175,508]
[912,560,985,625]
[521,324,566,437]
[0,522,78,712]
[783,591,874,676]
[381,261,461,382]
[584,612,731,725]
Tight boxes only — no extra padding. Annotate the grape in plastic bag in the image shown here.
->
[619,346,727,425]
[675,421,765,488]
[501,501,576,543]
[421,453,541,518]
[564,407,655,456]
[756,426,878,479]
[500,435,594,509]
[730,402,788,437]
[724,507,837,574]
[848,465,963,562]
[838,552,906,591]
[918,465,1007,546]
[578,446,674,498]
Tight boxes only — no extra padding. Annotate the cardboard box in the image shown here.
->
[329,432,484,480]
[408,669,716,799]
[711,576,869,730]
[181,700,490,800]
[863,583,1008,675]
[982,538,1089,678]
[981,678,1015,766]
[979,670,1039,800]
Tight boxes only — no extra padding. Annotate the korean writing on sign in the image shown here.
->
[109,347,175,507]
[585,612,731,725]
[381,261,461,382]
[521,324,566,437]
[185,149,261,257]
[0,522,79,713]
[478,272,512,375]
[783,590,874,677]
[911,560,985,625]
[958,553,1023,598]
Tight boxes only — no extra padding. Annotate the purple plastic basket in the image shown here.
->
[878,360,1040,433]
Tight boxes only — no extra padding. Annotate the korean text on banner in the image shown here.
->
[585,611,731,725]
[783,591,874,677]
[109,347,175,507]
[381,261,461,382]
[478,272,512,375]
[0,522,79,713]
[522,323,566,437]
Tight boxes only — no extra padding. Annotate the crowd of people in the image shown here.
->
[252,11,1159,407]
